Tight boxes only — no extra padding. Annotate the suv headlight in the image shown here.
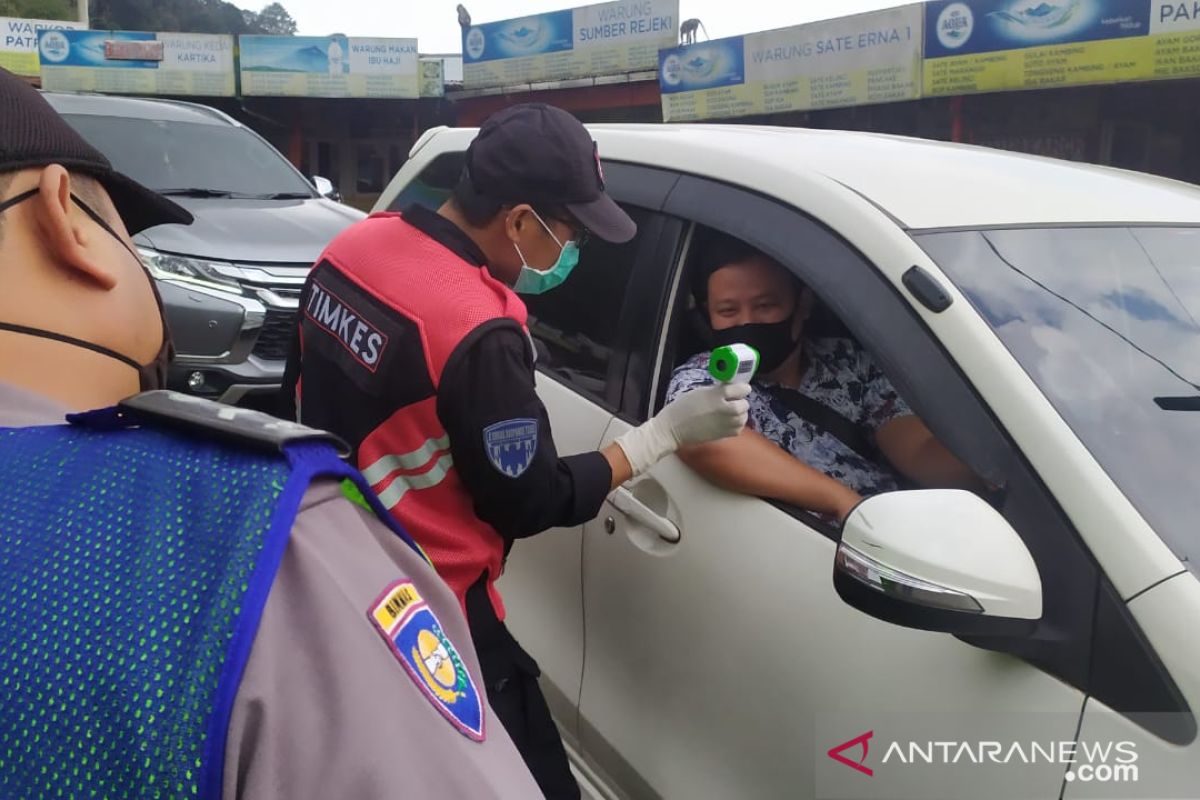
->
[138,248,241,293]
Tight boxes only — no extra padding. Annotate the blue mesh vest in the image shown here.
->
[0,402,423,799]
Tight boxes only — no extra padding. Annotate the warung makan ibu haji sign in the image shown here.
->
[240,35,420,98]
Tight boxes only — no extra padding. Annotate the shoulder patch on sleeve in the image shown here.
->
[368,580,485,741]
[303,276,390,373]
[483,418,538,478]
[106,391,351,457]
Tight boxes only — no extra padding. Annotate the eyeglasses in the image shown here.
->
[548,214,590,249]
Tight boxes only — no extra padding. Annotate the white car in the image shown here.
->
[376,125,1200,799]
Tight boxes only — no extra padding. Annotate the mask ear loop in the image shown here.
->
[71,194,146,266]
[0,320,143,371]
[528,207,567,250]
[513,207,567,276]
[0,187,146,371]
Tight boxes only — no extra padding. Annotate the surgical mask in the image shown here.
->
[512,208,580,295]
[0,187,174,392]
[711,318,800,375]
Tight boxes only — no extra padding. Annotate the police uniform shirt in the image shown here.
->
[0,380,542,800]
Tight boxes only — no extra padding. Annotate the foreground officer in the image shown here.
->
[0,68,540,799]
[282,103,750,798]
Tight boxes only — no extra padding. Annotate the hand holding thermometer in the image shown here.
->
[708,343,759,385]
[611,344,753,479]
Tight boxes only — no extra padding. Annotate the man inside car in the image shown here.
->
[667,233,980,521]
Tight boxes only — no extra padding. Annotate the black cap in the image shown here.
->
[465,103,636,244]
[0,68,191,234]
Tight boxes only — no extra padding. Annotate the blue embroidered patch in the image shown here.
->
[368,581,485,741]
[483,418,538,478]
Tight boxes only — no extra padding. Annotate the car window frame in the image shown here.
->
[526,162,681,412]
[643,172,1193,743]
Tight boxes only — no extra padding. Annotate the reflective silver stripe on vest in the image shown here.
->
[377,452,455,509]
[361,435,451,485]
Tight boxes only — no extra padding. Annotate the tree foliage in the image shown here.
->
[0,0,77,21]
[87,0,297,35]
[254,2,295,35]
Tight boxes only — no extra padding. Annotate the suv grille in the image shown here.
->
[252,309,297,362]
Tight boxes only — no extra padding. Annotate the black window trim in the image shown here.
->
[524,207,670,417]
[531,161,681,413]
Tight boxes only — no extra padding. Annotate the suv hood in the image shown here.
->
[135,196,365,264]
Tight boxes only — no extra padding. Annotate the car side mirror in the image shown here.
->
[311,175,341,202]
[834,490,1041,637]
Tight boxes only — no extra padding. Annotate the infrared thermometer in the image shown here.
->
[708,343,759,385]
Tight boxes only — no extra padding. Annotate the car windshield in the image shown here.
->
[62,114,314,198]
[917,226,1200,562]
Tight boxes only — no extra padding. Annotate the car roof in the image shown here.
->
[425,124,1200,230]
[41,91,236,126]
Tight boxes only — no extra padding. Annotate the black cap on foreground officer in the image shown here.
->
[0,68,541,799]
[282,103,751,798]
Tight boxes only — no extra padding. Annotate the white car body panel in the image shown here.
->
[376,124,1200,798]
[1066,572,1200,798]
[582,428,1082,798]
[379,124,1200,230]
[379,125,1186,597]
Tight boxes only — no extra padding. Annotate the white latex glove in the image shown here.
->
[615,382,751,476]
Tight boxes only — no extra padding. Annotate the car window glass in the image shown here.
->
[62,114,314,197]
[919,226,1200,565]
[524,205,650,406]
[387,152,464,212]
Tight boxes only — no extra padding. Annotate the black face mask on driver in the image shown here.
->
[0,187,173,392]
[710,318,800,375]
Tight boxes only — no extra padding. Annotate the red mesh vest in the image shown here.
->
[303,212,528,619]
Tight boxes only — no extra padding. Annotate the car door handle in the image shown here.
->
[611,487,681,543]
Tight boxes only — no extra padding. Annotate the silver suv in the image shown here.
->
[44,92,364,405]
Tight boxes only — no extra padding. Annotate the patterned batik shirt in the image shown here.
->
[666,337,913,496]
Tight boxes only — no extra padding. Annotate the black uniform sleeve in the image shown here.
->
[437,321,613,540]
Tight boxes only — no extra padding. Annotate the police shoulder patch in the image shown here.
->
[367,580,485,741]
[483,418,538,478]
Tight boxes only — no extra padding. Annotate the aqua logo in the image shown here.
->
[937,2,976,49]
[660,52,683,86]
[465,27,485,60]
[38,30,70,63]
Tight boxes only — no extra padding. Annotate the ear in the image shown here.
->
[796,286,816,321]
[33,165,117,291]
[504,204,532,243]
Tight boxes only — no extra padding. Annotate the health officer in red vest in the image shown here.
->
[281,103,749,799]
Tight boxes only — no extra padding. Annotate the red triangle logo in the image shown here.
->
[827,730,874,777]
